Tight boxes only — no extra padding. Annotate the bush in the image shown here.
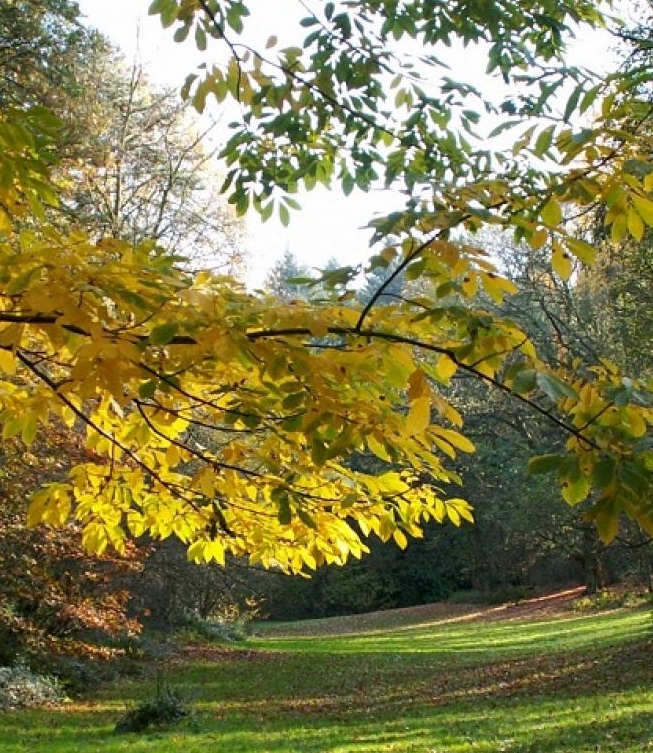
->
[0,661,67,710]
[572,589,650,613]
[114,679,189,734]
[171,601,260,644]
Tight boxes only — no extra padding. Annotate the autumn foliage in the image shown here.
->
[0,426,142,662]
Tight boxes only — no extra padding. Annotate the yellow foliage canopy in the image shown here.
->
[2,0,653,570]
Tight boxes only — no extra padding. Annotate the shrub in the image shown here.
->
[0,661,67,710]
[173,602,258,644]
[114,679,189,734]
[572,589,650,612]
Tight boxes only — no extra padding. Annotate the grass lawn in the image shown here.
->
[2,595,652,752]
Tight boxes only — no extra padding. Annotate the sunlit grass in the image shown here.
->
[252,609,649,656]
[1,605,651,752]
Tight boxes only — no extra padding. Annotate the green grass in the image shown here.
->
[2,604,652,752]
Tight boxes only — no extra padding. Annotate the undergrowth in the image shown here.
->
[114,676,189,734]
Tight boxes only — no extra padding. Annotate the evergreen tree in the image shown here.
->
[264,248,312,300]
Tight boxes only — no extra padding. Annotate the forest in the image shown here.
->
[0,1,652,744]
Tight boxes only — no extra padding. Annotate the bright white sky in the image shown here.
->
[75,0,615,287]
[76,0,404,286]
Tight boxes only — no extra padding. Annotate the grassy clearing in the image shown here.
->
[1,600,652,752]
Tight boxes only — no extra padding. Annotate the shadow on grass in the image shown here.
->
[6,685,649,753]
[1,609,651,752]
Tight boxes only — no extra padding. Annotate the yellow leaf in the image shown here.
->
[82,522,109,555]
[2,416,22,440]
[552,243,572,280]
[632,194,653,227]
[0,207,12,234]
[376,472,409,494]
[378,514,395,541]
[433,427,475,453]
[187,540,207,563]
[481,273,518,303]
[367,434,392,461]
[0,323,24,348]
[406,396,431,435]
[0,348,16,375]
[434,354,457,382]
[623,407,647,438]
[565,237,595,265]
[27,490,47,527]
[204,539,226,565]
[126,510,146,538]
[445,497,474,525]
[199,469,215,498]
[461,273,478,297]
[592,498,619,544]
[393,528,408,549]
[609,211,628,243]
[530,227,548,250]
[450,498,474,523]
[21,415,38,445]
[166,443,181,468]
[626,205,645,241]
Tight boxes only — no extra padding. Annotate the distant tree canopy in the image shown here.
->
[0,0,652,575]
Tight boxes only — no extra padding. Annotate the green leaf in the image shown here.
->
[277,496,292,525]
[511,368,537,395]
[563,84,583,122]
[138,380,157,400]
[541,199,562,229]
[195,25,207,51]
[534,125,555,157]
[311,437,327,466]
[173,23,190,43]
[593,457,616,489]
[279,203,290,227]
[148,0,178,27]
[528,454,564,475]
[536,372,577,402]
[297,509,317,529]
[150,322,179,346]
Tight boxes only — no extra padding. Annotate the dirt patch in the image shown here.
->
[165,644,272,665]
[462,586,588,622]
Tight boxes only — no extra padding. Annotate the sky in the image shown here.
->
[76,0,404,286]
[75,0,616,286]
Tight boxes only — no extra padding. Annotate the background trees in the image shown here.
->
[0,428,143,665]
[0,0,95,109]
[59,51,245,272]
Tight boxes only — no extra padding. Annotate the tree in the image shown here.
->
[264,249,311,299]
[1,0,653,574]
[0,427,143,664]
[0,0,95,109]
[58,50,245,272]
